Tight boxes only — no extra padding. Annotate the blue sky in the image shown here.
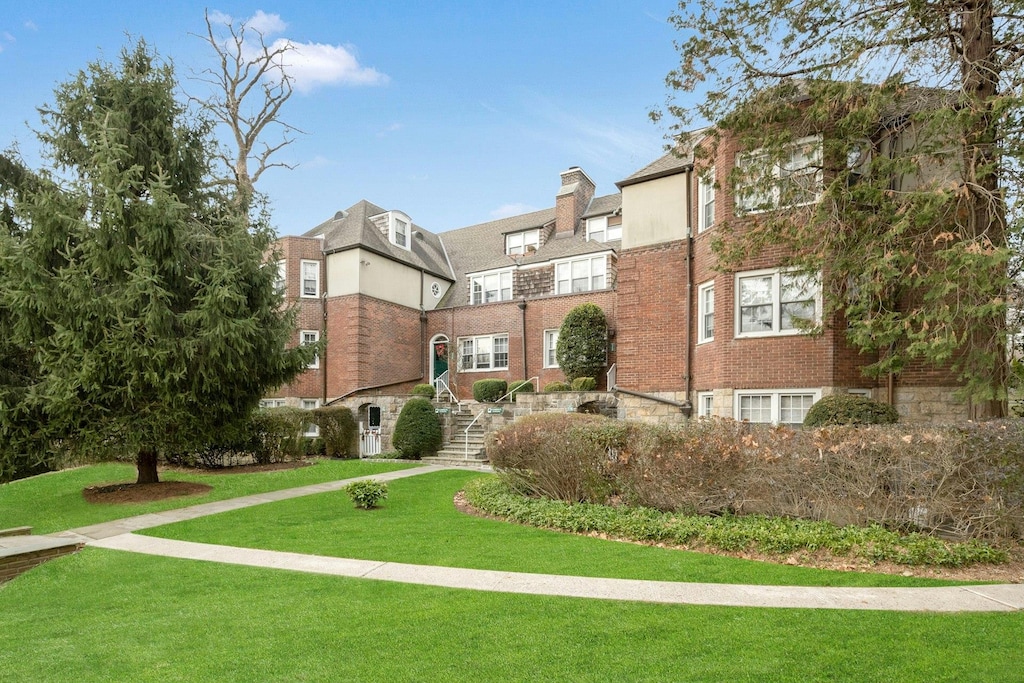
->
[0,2,689,235]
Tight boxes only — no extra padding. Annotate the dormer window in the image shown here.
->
[505,229,539,256]
[388,211,412,250]
[586,215,622,242]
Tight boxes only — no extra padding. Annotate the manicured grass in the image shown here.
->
[0,459,417,534]
[0,549,1020,682]
[145,470,966,587]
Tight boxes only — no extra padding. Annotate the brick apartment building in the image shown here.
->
[266,129,973,427]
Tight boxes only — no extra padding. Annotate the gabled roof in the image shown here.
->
[439,193,621,308]
[302,200,452,281]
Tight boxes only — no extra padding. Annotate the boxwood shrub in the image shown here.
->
[804,394,899,426]
[392,397,443,459]
[507,380,534,401]
[570,377,597,391]
[411,383,436,399]
[473,379,508,402]
[544,381,570,392]
[311,405,359,458]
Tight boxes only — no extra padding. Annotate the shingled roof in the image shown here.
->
[302,200,453,281]
[616,150,693,188]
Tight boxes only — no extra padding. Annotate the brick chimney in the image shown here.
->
[554,167,595,237]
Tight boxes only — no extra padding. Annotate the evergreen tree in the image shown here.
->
[0,42,313,483]
[556,304,608,383]
[659,0,1022,413]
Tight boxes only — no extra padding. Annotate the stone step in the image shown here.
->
[421,455,490,468]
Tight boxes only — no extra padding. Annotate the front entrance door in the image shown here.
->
[432,340,448,381]
[359,405,382,457]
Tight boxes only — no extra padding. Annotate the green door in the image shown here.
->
[433,341,448,380]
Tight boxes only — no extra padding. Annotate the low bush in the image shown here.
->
[462,477,1008,567]
[543,381,570,392]
[392,398,443,459]
[411,384,436,399]
[570,377,597,391]
[804,394,899,426]
[312,406,359,458]
[344,479,388,509]
[249,407,310,463]
[507,380,534,401]
[473,379,508,403]
[486,417,1024,541]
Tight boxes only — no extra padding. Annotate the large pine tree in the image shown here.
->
[0,42,313,483]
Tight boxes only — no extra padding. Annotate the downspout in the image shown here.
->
[683,167,694,414]
[420,269,427,381]
[518,298,528,381]
[320,244,328,405]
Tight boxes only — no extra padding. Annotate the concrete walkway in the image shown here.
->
[48,464,1024,613]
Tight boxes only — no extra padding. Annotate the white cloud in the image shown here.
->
[490,203,540,220]
[23,21,37,31]
[273,39,388,92]
[247,10,286,36]
[206,10,233,26]
[377,122,402,137]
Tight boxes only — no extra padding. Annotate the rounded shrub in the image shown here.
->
[556,303,608,382]
[544,381,571,392]
[508,380,535,401]
[411,383,436,399]
[312,405,359,458]
[344,479,388,509]
[472,378,508,402]
[571,377,597,391]
[392,397,443,459]
[803,393,899,427]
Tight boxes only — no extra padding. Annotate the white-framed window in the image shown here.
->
[697,392,714,418]
[735,390,819,426]
[735,135,822,213]
[698,281,715,343]
[698,175,715,232]
[458,334,509,371]
[586,215,622,242]
[505,229,540,255]
[275,260,287,294]
[469,270,513,304]
[259,398,286,409]
[389,211,412,250]
[301,330,320,369]
[735,269,820,337]
[543,329,560,368]
[555,255,607,294]
[300,260,320,298]
[301,398,320,437]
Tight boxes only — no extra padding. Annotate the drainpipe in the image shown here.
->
[321,290,328,404]
[518,298,528,381]
[682,167,694,417]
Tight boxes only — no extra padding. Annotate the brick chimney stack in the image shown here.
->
[554,167,595,237]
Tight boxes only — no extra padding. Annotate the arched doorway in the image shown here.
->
[429,334,451,399]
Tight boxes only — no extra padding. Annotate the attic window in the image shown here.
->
[505,229,540,256]
[389,211,412,250]
[586,215,621,242]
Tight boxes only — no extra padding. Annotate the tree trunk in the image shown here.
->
[136,447,160,484]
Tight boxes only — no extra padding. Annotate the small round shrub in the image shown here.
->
[508,380,535,401]
[344,479,388,509]
[571,377,597,391]
[803,394,899,427]
[392,397,443,458]
[472,379,508,402]
[411,383,436,399]
[544,381,571,392]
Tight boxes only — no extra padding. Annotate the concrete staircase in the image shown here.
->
[421,408,490,468]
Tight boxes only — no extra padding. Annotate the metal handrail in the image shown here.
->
[463,377,537,457]
[494,376,539,404]
[606,363,616,391]
[434,370,456,403]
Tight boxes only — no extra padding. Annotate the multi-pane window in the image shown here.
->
[470,270,513,304]
[736,391,819,425]
[301,260,320,297]
[735,135,822,213]
[736,269,819,337]
[697,392,714,417]
[259,399,286,408]
[505,229,539,255]
[301,398,320,437]
[543,329,559,368]
[275,260,286,293]
[394,217,408,248]
[586,215,622,242]
[301,330,320,369]
[555,256,607,294]
[698,176,715,232]
[458,334,510,371]
[698,281,715,343]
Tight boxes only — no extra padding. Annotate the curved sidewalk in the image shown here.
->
[52,464,1024,613]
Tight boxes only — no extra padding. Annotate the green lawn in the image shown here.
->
[0,549,1020,682]
[144,470,967,588]
[0,459,417,534]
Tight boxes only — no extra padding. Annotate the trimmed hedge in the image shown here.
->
[804,394,899,426]
[473,379,508,403]
[544,381,571,392]
[312,406,359,458]
[411,383,436,399]
[508,380,534,401]
[570,377,597,391]
[392,398,443,459]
